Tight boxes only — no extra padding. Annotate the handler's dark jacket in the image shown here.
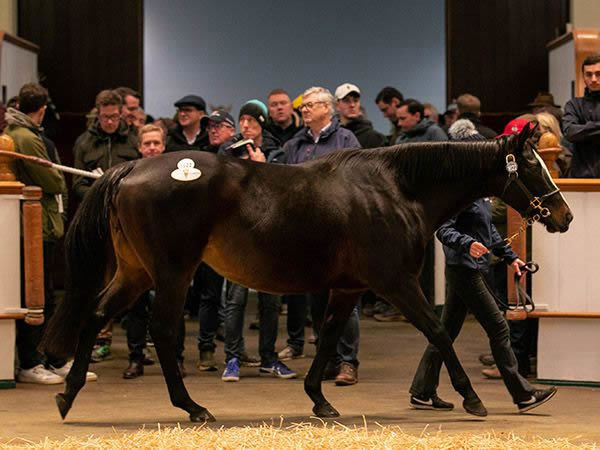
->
[563,88,600,178]
[341,117,387,149]
[165,125,209,152]
[437,198,518,272]
[280,117,360,164]
[72,119,139,199]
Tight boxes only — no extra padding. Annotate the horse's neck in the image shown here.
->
[418,181,492,234]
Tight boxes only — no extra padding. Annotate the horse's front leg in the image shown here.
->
[151,279,215,423]
[380,276,487,416]
[305,289,360,418]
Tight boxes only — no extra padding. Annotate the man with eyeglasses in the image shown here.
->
[166,95,209,152]
[335,83,385,149]
[278,87,362,386]
[564,54,600,178]
[71,89,140,363]
[200,110,236,153]
[73,89,139,200]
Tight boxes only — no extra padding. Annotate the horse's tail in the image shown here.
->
[40,162,136,359]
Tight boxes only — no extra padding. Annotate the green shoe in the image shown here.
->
[91,344,113,363]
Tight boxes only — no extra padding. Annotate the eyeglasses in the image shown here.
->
[299,101,325,112]
[99,114,120,122]
[208,122,234,131]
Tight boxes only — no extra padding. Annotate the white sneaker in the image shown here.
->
[17,364,64,385]
[50,360,98,382]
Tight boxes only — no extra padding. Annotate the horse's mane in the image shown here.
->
[322,137,515,191]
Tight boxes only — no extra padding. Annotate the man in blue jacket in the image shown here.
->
[563,54,600,178]
[279,87,362,386]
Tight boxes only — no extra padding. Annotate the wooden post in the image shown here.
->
[21,186,44,326]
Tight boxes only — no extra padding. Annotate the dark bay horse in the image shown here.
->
[41,125,572,422]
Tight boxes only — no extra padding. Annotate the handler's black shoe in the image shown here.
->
[410,394,454,411]
[517,387,557,413]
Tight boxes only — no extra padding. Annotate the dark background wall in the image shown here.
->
[446,0,569,131]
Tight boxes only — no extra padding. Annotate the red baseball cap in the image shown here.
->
[497,118,534,137]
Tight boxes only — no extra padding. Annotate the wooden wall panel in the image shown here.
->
[447,0,569,118]
[18,0,143,114]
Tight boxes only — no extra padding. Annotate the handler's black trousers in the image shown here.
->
[410,265,534,404]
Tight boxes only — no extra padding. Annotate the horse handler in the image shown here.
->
[408,120,557,414]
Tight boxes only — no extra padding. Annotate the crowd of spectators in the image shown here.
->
[2,54,598,388]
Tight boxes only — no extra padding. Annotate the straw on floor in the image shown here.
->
[1,420,596,449]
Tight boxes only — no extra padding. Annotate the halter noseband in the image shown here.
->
[502,153,559,220]
[500,152,560,246]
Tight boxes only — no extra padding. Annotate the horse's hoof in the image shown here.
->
[55,393,71,420]
[463,398,488,417]
[190,408,216,423]
[312,403,340,418]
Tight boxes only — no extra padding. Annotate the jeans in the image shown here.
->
[223,281,281,366]
[309,291,360,367]
[410,265,534,403]
[195,263,225,352]
[283,294,308,352]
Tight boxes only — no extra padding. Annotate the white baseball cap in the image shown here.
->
[334,83,361,101]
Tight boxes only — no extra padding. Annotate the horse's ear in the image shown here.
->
[516,122,537,151]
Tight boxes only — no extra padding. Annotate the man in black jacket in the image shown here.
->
[335,83,386,149]
[265,89,302,145]
[166,95,208,152]
[564,54,600,178]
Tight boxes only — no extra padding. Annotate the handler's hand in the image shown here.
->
[248,145,266,163]
[469,241,489,259]
[511,258,525,277]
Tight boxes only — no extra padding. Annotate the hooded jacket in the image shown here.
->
[72,119,139,199]
[395,118,447,144]
[265,110,303,145]
[341,117,386,149]
[5,107,67,241]
[563,88,600,178]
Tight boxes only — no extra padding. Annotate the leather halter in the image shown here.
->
[501,152,560,221]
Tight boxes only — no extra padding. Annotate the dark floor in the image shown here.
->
[1,296,599,445]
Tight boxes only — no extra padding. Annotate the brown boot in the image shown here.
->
[335,362,358,386]
[481,365,501,379]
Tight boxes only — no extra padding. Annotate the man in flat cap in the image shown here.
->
[166,94,209,152]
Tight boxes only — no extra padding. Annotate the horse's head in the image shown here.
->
[498,125,573,233]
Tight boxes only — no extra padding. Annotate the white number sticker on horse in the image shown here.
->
[171,158,202,181]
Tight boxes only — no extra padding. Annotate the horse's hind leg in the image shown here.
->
[305,289,360,418]
[151,275,215,423]
[56,266,151,420]
[380,277,487,417]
